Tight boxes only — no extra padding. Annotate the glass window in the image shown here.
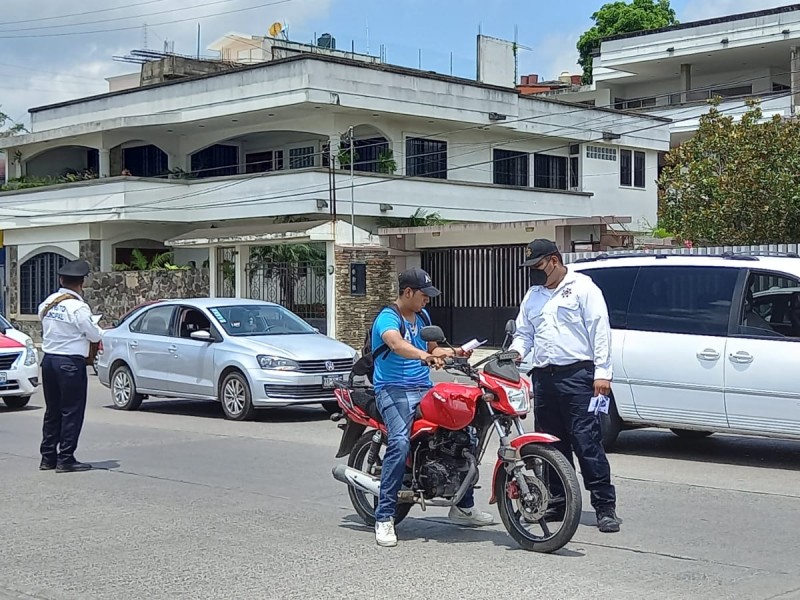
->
[288,146,315,169]
[19,252,69,315]
[579,266,640,329]
[533,153,567,190]
[209,304,317,336]
[130,305,175,336]
[738,271,800,339]
[627,266,739,336]
[493,149,529,187]
[406,137,447,179]
[619,149,632,186]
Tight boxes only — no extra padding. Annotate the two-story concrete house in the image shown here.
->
[0,34,669,344]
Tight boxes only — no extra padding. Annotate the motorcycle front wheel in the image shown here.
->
[347,431,413,528]
[494,444,582,554]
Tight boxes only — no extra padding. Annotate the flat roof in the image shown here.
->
[28,52,669,123]
[378,216,631,236]
[604,4,800,43]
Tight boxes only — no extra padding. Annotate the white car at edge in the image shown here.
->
[0,313,40,409]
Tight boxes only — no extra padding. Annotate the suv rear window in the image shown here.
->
[626,265,739,336]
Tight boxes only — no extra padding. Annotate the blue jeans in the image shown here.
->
[374,385,475,523]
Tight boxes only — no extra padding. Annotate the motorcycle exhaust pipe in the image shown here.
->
[332,464,381,497]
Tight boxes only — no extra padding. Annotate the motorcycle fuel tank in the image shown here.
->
[419,383,482,430]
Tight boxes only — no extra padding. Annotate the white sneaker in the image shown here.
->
[375,519,397,547]
[449,506,494,527]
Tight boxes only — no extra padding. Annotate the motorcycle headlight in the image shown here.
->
[257,355,299,371]
[24,339,37,367]
[502,384,530,414]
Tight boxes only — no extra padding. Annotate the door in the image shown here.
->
[621,265,741,430]
[168,306,217,398]
[724,270,800,436]
[578,266,640,420]
[127,305,177,392]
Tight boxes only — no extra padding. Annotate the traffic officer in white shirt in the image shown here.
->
[509,239,620,533]
[38,259,104,473]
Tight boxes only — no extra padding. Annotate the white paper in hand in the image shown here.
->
[460,338,487,353]
[590,395,610,415]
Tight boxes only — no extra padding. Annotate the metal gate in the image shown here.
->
[421,245,529,347]
[245,259,327,334]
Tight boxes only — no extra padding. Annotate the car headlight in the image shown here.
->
[24,339,37,366]
[502,384,530,414]
[257,355,299,371]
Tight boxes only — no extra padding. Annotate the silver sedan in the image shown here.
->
[96,298,357,420]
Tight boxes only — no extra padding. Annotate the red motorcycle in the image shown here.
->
[330,321,582,553]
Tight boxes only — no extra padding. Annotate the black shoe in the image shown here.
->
[39,460,56,471]
[56,461,93,473]
[597,508,621,533]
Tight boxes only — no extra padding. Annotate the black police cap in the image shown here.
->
[58,260,91,278]
[521,239,559,267]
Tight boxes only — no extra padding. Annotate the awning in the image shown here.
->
[377,215,631,236]
[166,219,377,247]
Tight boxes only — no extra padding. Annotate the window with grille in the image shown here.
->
[533,153,568,190]
[620,149,646,188]
[19,252,69,315]
[406,137,447,179]
[493,149,529,187]
[288,146,316,169]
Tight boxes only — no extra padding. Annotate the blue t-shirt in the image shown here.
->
[371,307,432,392]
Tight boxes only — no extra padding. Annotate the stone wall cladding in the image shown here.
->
[79,240,102,271]
[6,245,18,320]
[335,245,397,350]
[15,269,210,343]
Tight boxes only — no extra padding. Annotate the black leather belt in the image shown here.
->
[530,360,593,374]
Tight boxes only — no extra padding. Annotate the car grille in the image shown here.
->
[296,358,354,374]
[264,384,337,400]
[0,381,20,391]
[0,353,20,370]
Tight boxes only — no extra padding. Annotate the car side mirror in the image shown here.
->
[190,330,213,342]
[420,325,446,343]
[505,320,516,335]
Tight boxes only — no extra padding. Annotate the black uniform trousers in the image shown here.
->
[40,354,88,466]
[531,361,616,511]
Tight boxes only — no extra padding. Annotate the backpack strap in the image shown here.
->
[371,304,404,361]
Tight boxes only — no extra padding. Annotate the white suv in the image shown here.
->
[521,252,800,450]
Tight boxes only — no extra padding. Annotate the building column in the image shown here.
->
[680,63,692,104]
[208,247,218,298]
[98,149,110,178]
[792,47,800,115]
[234,245,248,298]
[325,240,336,338]
[78,240,102,271]
[327,133,341,169]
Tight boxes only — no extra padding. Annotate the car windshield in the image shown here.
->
[208,304,317,336]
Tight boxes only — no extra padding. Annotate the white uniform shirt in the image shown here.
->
[38,288,103,357]
[509,269,613,381]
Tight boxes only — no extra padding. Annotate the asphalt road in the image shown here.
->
[1,374,800,600]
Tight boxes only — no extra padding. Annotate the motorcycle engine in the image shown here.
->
[415,430,475,499]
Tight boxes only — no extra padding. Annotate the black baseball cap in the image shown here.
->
[58,259,91,278]
[398,267,440,297]
[521,239,559,267]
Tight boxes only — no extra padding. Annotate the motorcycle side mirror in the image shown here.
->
[420,325,446,344]
[505,320,516,335]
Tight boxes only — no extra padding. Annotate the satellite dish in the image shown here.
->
[268,22,283,38]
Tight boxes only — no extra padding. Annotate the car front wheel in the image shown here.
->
[219,371,255,421]
[3,396,30,410]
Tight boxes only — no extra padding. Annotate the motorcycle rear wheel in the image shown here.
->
[494,444,582,554]
[347,431,413,528]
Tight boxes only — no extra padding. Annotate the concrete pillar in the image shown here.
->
[792,47,800,115]
[325,240,336,339]
[234,245,247,298]
[680,63,692,104]
[98,149,110,178]
[208,247,218,298]
[2,150,9,185]
[328,133,341,169]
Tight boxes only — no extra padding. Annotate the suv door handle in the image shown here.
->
[128,341,138,349]
[696,349,720,361]
[729,351,754,364]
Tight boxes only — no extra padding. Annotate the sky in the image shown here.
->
[0,0,792,128]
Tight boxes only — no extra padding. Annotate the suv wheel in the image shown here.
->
[219,372,255,421]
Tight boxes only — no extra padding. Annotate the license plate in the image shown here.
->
[323,374,344,389]
[0,372,6,384]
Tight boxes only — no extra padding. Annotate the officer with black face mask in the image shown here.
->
[509,239,621,533]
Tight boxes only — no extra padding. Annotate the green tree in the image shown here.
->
[0,108,25,138]
[658,99,800,245]
[577,0,678,84]
[377,208,447,229]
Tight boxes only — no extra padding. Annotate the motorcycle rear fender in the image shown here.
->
[335,419,368,458]
[488,432,561,504]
